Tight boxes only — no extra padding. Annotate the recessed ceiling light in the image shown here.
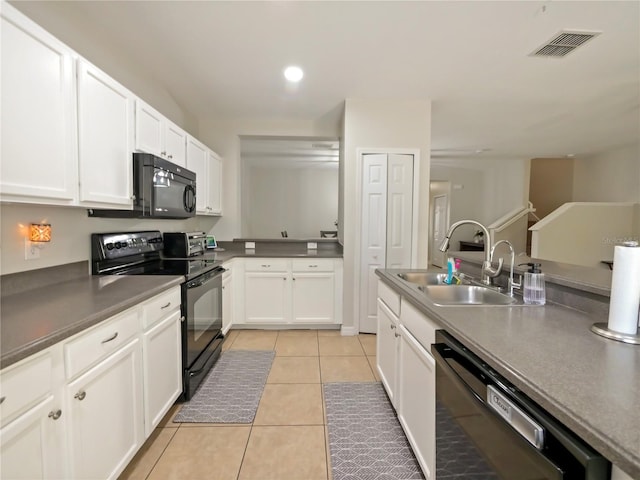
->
[284,66,304,82]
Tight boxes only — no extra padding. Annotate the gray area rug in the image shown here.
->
[323,382,425,480]
[174,350,275,423]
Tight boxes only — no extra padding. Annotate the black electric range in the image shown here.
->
[91,231,225,400]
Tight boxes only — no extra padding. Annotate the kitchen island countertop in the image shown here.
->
[376,268,640,478]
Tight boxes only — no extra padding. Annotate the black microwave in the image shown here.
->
[89,153,197,219]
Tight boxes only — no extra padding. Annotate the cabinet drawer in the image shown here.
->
[244,258,289,272]
[141,287,181,330]
[400,299,439,351]
[64,309,140,379]
[291,259,334,272]
[0,352,53,426]
[378,281,401,317]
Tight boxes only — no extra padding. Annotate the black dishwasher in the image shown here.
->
[431,331,609,479]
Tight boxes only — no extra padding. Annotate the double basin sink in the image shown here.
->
[396,271,519,306]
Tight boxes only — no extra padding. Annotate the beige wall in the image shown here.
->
[341,98,431,332]
[573,143,640,203]
[530,157,574,218]
[197,117,341,241]
[0,204,217,275]
[244,165,338,238]
[531,203,638,268]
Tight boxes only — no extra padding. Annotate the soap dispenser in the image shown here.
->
[521,263,546,305]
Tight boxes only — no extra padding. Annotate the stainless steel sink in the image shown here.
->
[418,285,518,306]
[397,272,457,285]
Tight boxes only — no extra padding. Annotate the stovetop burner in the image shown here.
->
[91,231,221,280]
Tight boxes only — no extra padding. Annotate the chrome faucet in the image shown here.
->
[438,219,502,285]
[490,240,521,297]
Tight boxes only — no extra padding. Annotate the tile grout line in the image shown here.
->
[143,426,179,480]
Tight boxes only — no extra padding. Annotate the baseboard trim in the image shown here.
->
[340,325,358,336]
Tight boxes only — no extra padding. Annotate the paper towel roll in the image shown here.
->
[607,242,640,335]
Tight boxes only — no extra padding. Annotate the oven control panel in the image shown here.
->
[92,231,164,261]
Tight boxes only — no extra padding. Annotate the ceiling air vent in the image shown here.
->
[531,30,601,58]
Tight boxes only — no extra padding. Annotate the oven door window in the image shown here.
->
[184,274,222,366]
[153,167,196,215]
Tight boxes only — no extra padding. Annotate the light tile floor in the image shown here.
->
[120,329,378,480]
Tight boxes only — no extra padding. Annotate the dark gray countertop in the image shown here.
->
[376,268,640,478]
[1,275,183,369]
[195,240,343,262]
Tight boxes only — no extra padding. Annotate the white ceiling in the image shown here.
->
[13,1,640,160]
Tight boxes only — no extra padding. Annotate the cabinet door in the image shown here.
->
[0,396,66,479]
[186,137,209,214]
[135,100,163,157]
[376,299,399,407]
[397,325,435,480]
[291,273,335,323]
[66,339,143,480]
[244,273,288,323]
[1,4,77,204]
[222,270,233,334]
[142,312,182,437]
[77,60,134,207]
[208,150,223,215]
[164,121,187,167]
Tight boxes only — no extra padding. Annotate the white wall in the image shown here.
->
[244,165,338,238]
[341,98,431,332]
[430,157,529,247]
[197,117,341,241]
[573,143,640,203]
[0,204,218,275]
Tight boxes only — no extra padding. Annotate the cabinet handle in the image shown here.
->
[48,409,62,420]
[74,390,86,401]
[180,316,185,322]
[101,332,118,344]
[390,324,396,330]
[161,302,171,309]
[293,277,296,281]
[161,151,167,156]
[168,154,173,159]
[394,332,401,338]
[308,265,318,268]
[0,396,5,405]
[261,264,271,268]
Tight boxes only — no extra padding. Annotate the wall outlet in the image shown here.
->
[24,239,40,260]
[307,242,318,250]
[245,241,256,249]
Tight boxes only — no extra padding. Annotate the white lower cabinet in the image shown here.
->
[65,339,143,480]
[0,286,182,480]
[222,263,234,334]
[376,280,436,480]
[376,298,400,408]
[0,395,65,479]
[142,311,182,436]
[240,258,342,326]
[397,324,436,480]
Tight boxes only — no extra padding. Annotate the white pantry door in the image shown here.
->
[360,153,414,333]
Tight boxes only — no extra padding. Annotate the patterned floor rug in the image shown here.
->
[323,382,425,480]
[174,350,275,423]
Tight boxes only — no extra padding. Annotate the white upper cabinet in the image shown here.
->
[208,150,223,215]
[164,121,188,167]
[77,60,134,208]
[135,100,187,167]
[186,136,209,214]
[1,3,78,204]
[186,137,223,216]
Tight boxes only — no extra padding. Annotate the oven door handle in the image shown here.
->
[186,267,226,289]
